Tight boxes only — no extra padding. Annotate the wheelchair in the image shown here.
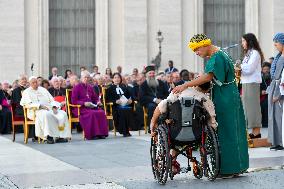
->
[150,97,220,185]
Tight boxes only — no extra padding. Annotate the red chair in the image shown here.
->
[10,103,24,142]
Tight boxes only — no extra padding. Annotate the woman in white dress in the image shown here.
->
[240,33,264,139]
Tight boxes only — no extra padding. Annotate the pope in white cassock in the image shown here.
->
[20,76,71,144]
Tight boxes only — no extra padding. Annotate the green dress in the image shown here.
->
[205,50,249,174]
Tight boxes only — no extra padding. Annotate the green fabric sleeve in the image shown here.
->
[205,52,226,83]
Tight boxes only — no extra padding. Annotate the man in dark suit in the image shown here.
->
[139,66,169,133]
[260,62,271,128]
[164,60,178,74]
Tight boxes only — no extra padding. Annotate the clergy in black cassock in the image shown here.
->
[48,77,66,97]
[139,66,169,133]
[106,73,135,137]
[11,75,35,137]
[11,78,27,117]
[0,90,12,134]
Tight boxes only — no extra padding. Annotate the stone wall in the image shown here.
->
[0,0,24,82]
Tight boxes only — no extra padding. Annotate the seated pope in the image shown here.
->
[20,76,71,144]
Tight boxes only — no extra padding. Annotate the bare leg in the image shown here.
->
[252,127,261,135]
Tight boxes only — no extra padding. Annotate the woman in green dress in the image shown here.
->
[173,34,249,177]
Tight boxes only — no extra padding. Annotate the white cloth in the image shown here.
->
[20,86,71,139]
[241,49,262,84]
[51,101,62,109]
[116,85,130,106]
[52,109,71,138]
[119,95,129,106]
[280,69,284,144]
[280,69,284,96]
[158,88,217,128]
[116,87,124,95]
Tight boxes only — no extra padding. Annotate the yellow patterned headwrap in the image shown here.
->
[188,34,212,51]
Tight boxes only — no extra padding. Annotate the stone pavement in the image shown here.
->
[0,128,283,189]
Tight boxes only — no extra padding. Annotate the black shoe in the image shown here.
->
[270,145,281,150]
[127,133,132,137]
[32,136,38,142]
[275,146,284,151]
[46,136,54,144]
[98,136,106,139]
[249,133,261,139]
[47,139,54,144]
[55,138,68,143]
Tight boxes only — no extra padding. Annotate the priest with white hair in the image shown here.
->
[20,76,71,144]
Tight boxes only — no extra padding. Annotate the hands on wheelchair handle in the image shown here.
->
[151,119,174,137]
[172,83,188,94]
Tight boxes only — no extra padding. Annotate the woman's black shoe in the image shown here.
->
[249,133,261,139]
[123,133,132,137]
[98,136,106,139]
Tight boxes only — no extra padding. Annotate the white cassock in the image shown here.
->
[20,86,71,139]
[279,70,284,145]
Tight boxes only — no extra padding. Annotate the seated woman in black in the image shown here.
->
[106,73,134,137]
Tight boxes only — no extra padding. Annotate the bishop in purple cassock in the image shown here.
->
[71,72,108,140]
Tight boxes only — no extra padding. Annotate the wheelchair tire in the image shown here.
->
[150,124,171,185]
[202,126,220,181]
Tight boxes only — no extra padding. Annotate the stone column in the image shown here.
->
[123,0,148,72]
[108,0,124,72]
[96,0,109,73]
[245,0,259,38]
[158,0,182,72]
[258,0,273,60]
[181,0,204,73]
[0,0,25,82]
[24,0,49,78]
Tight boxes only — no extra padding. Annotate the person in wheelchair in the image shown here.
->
[150,81,216,175]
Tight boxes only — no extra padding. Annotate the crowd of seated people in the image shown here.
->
[0,60,199,143]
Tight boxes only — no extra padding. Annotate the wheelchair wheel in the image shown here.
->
[150,124,171,185]
[202,126,220,181]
